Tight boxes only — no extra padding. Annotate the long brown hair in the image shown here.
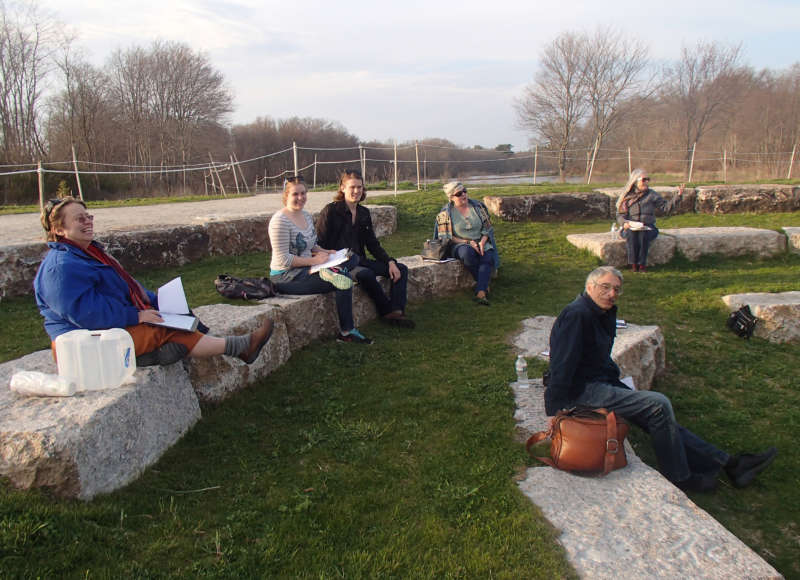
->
[333,169,367,203]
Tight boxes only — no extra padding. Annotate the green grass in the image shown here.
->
[2,191,799,577]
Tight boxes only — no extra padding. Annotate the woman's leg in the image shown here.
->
[638,228,659,267]
[475,250,495,293]
[622,230,636,267]
[273,269,354,332]
[453,243,481,282]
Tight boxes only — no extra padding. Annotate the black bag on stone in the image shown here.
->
[727,305,757,339]
[422,238,452,260]
[215,274,276,300]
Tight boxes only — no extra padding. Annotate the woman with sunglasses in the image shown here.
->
[34,197,274,367]
[269,176,372,344]
[316,169,414,328]
[615,169,684,272]
[433,181,500,305]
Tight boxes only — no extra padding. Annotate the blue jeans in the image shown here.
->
[576,382,730,483]
[270,267,354,332]
[621,227,659,266]
[353,258,408,316]
[453,244,495,293]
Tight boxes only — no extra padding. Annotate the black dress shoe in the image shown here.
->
[725,447,777,488]
[675,473,718,493]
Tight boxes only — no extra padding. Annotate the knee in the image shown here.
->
[643,392,675,422]
[355,268,378,283]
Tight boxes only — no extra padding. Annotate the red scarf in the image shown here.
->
[63,239,152,311]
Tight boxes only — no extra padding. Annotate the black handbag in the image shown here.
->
[215,274,276,300]
[421,238,452,260]
[727,305,757,339]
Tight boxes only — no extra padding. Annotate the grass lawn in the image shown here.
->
[1,185,799,578]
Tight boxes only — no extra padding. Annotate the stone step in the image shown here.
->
[0,255,473,499]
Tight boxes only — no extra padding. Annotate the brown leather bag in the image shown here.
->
[526,407,629,475]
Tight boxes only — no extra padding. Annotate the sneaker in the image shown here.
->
[336,328,373,344]
[675,473,718,493]
[319,267,353,290]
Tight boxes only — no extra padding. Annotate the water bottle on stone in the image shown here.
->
[515,355,529,387]
[610,222,618,239]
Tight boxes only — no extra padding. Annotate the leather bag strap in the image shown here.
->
[602,409,620,475]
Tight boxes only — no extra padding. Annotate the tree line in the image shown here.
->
[515,27,800,181]
[1,4,797,204]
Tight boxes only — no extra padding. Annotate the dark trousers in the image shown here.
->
[354,258,408,316]
[577,381,730,483]
[622,227,659,266]
[271,268,354,332]
[453,245,495,293]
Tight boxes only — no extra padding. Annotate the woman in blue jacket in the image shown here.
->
[434,182,500,305]
[34,197,273,366]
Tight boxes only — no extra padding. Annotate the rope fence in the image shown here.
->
[1,140,797,209]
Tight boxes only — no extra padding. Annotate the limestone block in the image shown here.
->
[400,255,475,302]
[206,216,270,255]
[512,316,665,390]
[565,232,676,267]
[783,226,800,254]
[696,184,800,214]
[722,291,800,344]
[660,227,786,261]
[98,227,211,270]
[0,242,49,300]
[362,205,397,238]
[186,303,292,404]
[483,192,611,222]
[513,380,780,579]
[0,351,200,499]
[595,186,696,216]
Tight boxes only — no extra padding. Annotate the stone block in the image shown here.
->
[483,192,611,222]
[660,227,786,261]
[696,184,800,214]
[783,226,800,254]
[206,216,271,255]
[565,232,675,267]
[512,315,664,390]
[513,380,780,579]
[595,186,696,216]
[722,291,800,344]
[186,304,292,404]
[0,242,49,300]
[0,351,201,499]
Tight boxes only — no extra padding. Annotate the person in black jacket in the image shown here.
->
[316,169,414,328]
[546,266,777,492]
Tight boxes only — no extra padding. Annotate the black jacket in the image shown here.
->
[545,293,626,415]
[316,201,393,264]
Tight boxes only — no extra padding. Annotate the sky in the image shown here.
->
[39,0,800,152]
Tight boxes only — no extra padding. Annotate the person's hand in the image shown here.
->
[310,251,329,265]
[622,221,631,230]
[388,260,401,282]
[478,238,487,255]
[677,183,685,196]
[139,309,164,324]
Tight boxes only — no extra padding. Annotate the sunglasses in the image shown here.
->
[640,177,650,182]
[284,175,305,184]
[451,190,466,198]
[43,197,71,231]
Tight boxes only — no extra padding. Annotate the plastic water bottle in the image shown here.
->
[515,355,528,387]
[10,371,76,397]
[610,223,618,239]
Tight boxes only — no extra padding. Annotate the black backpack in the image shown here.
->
[727,305,757,339]
[214,274,276,300]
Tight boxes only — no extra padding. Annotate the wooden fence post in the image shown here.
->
[38,161,45,212]
[415,141,420,190]
[71,145,84,201]
[787,143,797,180]
[393,140,398,196]
[533,145,538,185]
[688,142,697,182]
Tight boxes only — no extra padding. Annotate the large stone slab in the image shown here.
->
[565,232,676,267]
[0,351,201,499]
[483,192,611,222]
[783,226,800,254]
[595,186,696,216]
[513,380,780,579]
[660,227,787,261]
[696,184,800,214]
[512,315,664,390]
[722,291,800,343]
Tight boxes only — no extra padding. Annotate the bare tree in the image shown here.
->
[662,40,750,173]
[516,32,587,180]
[0,1,58,163]
[580,27,650,155]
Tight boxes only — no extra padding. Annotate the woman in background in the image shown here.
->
[616,169,684,272]
[433,181,499,305]
[268,176,372,344]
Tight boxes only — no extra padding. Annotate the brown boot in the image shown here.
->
[382,310,415,328]
[239,318,274,364]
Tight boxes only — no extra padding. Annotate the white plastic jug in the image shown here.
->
[55,328,136,391]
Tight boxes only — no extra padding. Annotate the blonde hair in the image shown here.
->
[333,169,367,203]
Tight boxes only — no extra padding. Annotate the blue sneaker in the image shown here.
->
[336,328,373,344]
[320,267,353,290]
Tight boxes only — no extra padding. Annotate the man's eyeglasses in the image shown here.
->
[594,282,623,295]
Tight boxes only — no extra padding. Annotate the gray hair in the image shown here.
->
[585,266,623,290]
[616,168,648,211]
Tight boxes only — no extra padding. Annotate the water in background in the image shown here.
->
[458,173,584,185]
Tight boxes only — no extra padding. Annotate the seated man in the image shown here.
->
[545,266,776,492]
